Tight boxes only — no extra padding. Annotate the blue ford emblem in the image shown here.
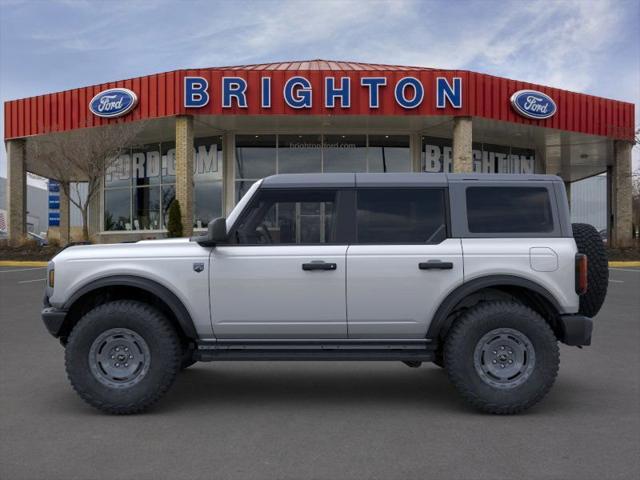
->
[89,88,138,118]
[510,90,556,120]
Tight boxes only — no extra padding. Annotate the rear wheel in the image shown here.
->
[65,300,181,414]
[444,301,559,414]
[572,222,608,317]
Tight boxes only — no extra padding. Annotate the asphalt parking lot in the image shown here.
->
[1,266,639,480]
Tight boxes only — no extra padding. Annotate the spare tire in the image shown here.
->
[572,223,608,317]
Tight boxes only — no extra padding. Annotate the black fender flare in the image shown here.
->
[426,275,565,341]
[63,275,198,339]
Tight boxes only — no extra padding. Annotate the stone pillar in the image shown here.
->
[223,133,235,216]
[610,141,633,248]
[410,133,422,172]
[175,115,194,236]
[452,117,473,173]
[6,139,27,245]
[59,182,70,246]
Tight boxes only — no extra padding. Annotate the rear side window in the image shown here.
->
[466,187,554,233]
[356,188,447,244]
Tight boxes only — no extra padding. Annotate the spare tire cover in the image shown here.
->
[572,223,609,317]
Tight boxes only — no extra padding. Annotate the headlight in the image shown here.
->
[48,268,55,288]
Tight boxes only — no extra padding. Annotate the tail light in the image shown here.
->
[575,254,587,295]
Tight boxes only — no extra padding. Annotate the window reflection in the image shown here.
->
[323,134,367,172]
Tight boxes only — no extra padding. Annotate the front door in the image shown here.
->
[210,188,348,338]
[346,187,463,338]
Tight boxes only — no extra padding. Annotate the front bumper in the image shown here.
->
[42,307,68,338]
[558,314,593,346]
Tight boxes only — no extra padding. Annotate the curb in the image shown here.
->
[0,261,48,267]
[608,261,640,267]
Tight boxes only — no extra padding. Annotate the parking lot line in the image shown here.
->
[17,278,47,284]
[609,267,640,273]
[0,267,47,273]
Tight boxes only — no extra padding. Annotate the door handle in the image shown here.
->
[302,261,337,271]
[419,260,453,270]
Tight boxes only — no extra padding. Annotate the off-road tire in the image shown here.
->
[444,301,559,414]
[65,300,181,414]
[572,222,608,317]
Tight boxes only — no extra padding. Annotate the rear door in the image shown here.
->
[210,188,349,338]
[346,187,463,338]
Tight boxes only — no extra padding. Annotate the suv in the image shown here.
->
[42,173,608,414]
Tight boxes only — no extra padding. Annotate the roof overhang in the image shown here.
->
[4,60,635,142]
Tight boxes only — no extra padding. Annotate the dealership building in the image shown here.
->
[3,60,636,246]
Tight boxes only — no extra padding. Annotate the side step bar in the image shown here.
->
[195,339,436,362]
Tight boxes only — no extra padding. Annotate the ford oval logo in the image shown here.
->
[89,88,138,118]
[510,89,556,120]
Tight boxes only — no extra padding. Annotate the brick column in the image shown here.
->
[610,141,633,247]
[222,133,235,216]
[59,182,70,246]
[410,133,422,172]
[175,115,194,236]
[6,139,27,245]
[452,117,473,173]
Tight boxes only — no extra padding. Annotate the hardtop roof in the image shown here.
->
[260,173,562,188]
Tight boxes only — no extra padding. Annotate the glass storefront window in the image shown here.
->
[105,153,131,188]
[161,185,175,228]
[236,135,277,179]
[323,134,367,173]
[104,188,131,231]
[194,181,223,229]
[161,142,176,183]
[194,136,223,182]
[422,136,537,174]
[422,136,453,173]
[133,186,161,230]
[368,135,410,172]
[193,136,223,228]
[104,136,224,232]
[132,143,161,187]
[278,134,322,173]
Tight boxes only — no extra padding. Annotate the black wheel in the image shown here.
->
[572,223,608,317]
[65,300,181,414]
[444,301,559,414]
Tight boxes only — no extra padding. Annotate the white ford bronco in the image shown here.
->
[42,173,608,414]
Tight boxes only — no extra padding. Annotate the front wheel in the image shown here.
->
[444,301,559,414]
[65,300,182,414]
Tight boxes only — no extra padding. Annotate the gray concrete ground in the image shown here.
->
[1,265,639,480]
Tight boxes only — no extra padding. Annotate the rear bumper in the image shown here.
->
[41,307,68,338]
[558,314,593,346]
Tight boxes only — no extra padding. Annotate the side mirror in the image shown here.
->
[192,217,227,247]
[208,217,228,244]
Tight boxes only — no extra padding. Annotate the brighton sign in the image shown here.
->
[510,89,557,120]
[183,76,464,110]
[89,88,138,118]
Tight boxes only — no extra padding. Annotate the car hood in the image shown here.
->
[51,237,208,262]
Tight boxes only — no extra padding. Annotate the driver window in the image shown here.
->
[233,189,337,245]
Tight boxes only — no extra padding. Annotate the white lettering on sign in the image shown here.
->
[106,144,220,182]
[97,95,124,113]
[184,75,463,110]
[523,95,549,114]
[423,142,535,174]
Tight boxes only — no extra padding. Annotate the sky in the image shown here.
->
[1,0,639,181]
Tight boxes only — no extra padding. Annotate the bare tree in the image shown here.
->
[27,121,144,241]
